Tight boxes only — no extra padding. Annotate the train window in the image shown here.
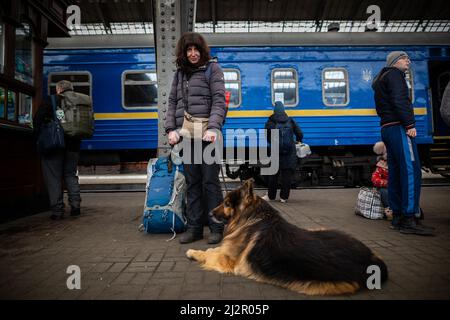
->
[322,68,349,106]
[48,72,92,97]
[7,91,16,122]
[271,69,298,107]
[0,87,5,119]
[122,70,158,109]
[18,93,32,125]
[15,22,33,85]
[223,69,241,108]
[405,70,415,103]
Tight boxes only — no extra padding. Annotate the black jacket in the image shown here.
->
[265,111,303,170]
[372,67,415,129]
[33,96,81,152]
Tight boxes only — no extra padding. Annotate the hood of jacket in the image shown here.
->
[181,57,218,77]
[270,111,289,123]
[372,67,399,89]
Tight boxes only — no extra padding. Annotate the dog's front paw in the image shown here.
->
[186,249,198,261]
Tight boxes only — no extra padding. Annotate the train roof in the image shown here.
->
[46,33,450,49]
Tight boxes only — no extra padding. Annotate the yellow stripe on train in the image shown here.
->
[94,108,427,120]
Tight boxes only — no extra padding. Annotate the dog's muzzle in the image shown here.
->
[208,211,227,225]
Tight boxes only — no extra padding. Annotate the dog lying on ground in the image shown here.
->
[186,179,388,296]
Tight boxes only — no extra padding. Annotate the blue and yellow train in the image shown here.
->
[44,33,450,185]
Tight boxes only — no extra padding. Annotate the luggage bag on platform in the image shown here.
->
[140,155,187,240]
[355,187,384,220]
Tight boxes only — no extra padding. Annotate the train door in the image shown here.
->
[427,60,450,175]
[429,60,450,136]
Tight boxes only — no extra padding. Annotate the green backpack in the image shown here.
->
[57,91,94,139]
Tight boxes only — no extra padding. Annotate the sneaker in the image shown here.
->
[261,195,270,201]
[70,208,81,217]
[179,231,203,244]
[399,216,434,236]
[207,232,223,244]
[280,199,287,203]
[415,217,436,231]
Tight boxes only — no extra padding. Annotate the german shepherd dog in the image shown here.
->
[186,179,388,296]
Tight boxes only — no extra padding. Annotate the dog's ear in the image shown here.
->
[242,178,255,198]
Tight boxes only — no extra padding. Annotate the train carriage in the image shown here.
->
[44,33,450,185]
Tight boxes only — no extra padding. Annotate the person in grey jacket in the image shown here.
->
[165,32,227,244]
[33,80,82,220]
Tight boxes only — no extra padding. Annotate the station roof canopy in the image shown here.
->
[70,0,450,34]
[75,0,450,22]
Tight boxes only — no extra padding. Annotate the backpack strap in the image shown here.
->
[205,58,219,96]
[177,69,189,114]
[50,95,58,121]
[204,61,214,85]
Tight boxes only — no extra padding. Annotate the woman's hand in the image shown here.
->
[168,130,180,145]
[202,130,217,142]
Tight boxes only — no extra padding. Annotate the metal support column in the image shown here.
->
[152,0,196,157]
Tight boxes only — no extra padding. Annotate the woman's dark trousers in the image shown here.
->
[267,168,294,200]
[183,141,224,235]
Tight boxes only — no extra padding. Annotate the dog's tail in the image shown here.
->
[370,254,389,283]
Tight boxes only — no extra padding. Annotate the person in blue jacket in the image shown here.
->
[372,51,433,236]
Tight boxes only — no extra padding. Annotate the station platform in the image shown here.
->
[0,186,449,300]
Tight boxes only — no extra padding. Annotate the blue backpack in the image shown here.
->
[276,120,295,155]
[141,156,187,239]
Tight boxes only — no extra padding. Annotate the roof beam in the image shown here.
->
[247,0,254,32]
[95,3,111,34]
[280,0,289,31]
[414,1,431,32]
[211,0,216,33]
[314,0,326,32]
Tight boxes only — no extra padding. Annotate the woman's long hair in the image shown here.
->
[175,32,211,74]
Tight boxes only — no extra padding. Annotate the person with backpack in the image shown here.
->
[33,80,91,220]
[165,32,227,244]
[372,51,433,236]
[262,101,303,203]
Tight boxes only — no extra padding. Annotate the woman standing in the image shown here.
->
[165,32,227,244]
